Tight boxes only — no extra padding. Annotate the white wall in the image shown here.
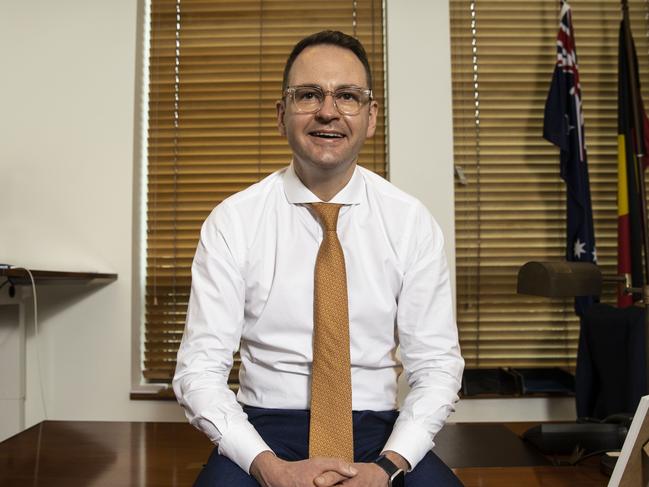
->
[0,0,182,429]
[0,0,576,435]
[386,0,457,292]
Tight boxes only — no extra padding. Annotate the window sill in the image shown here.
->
[459,391,576,400]
[130,384,239,401]
[130,388,176,401]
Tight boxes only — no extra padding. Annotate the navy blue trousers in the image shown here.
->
[194,406,463,486]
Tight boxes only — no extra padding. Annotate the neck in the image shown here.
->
[293,160,356,202]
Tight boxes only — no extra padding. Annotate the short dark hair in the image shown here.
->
[281,30,373,93]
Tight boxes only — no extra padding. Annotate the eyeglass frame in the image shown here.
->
[282,84,374,116]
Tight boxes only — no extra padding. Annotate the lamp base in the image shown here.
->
[523,423,627,455]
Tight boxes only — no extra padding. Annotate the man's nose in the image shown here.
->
[316,93,339,120]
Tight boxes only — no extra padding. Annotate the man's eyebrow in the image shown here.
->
[335,84,366,90]
[290,83,367,90]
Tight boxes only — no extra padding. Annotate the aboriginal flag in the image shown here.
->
[617,16,649,307]
[543,2,597,317]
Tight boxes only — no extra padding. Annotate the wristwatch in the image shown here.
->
[373,454,405,487]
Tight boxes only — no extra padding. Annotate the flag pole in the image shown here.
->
[621,0,646,159]
[621,0,649,392]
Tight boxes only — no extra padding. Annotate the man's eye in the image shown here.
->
[337,91,361,102]
[296,89,321,101]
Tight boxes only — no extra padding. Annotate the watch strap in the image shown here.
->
[373,454,404,485]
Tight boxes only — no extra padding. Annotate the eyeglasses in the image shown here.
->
[283,85,373,116]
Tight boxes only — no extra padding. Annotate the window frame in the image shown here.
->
[131,0,389,397]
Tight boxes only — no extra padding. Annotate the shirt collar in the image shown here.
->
[283,161,365,205]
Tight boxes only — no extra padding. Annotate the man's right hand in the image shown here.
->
[250,451,358,487]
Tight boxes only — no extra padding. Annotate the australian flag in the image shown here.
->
[542,1,597,317]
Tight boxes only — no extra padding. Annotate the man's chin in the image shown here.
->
[297,156,357,173]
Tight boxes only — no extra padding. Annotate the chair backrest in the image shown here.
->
[576,303,647,420]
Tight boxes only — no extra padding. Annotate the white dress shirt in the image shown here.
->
[173,163,464,474]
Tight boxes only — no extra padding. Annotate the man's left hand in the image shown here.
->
[315,450,409,487]
[315,462,387,487]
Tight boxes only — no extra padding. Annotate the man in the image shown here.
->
[173,30,464,487]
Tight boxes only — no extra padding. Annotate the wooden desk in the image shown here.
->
[0,421,608,486]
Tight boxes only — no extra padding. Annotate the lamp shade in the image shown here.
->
[517,261,602,298]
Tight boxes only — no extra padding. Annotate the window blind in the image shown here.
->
[450,0,649,368]
[144,0,387,389]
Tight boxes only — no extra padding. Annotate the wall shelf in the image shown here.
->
[0,268,117,285]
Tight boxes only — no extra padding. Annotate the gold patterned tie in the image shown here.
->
[308,203,354,462]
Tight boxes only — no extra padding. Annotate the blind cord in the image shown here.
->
[470,0,482,367]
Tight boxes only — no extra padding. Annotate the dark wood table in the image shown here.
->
[0,421,608,486]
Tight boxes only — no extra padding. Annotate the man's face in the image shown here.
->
[277,44,378,177]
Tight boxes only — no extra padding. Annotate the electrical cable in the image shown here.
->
[570,449,622,465]
[551,447,623,466]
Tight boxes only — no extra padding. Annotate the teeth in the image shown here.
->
[312,132,343,138]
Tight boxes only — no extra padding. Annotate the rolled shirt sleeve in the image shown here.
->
[382,206,464,470]
[172,203,271,473]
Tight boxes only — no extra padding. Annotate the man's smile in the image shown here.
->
[308,130,346,140]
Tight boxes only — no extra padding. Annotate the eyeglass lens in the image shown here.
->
[291,87,368,115]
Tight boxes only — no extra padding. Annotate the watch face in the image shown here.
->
[390,471,405,487]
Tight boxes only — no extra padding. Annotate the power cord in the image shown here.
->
[552,447,623,466]
[571,448,621,465]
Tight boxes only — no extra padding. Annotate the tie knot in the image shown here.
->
[311,203,342,231]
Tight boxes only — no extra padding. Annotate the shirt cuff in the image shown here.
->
[216,419,273,474]
[381,420,434,471]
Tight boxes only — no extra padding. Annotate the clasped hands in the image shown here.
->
[250,450,407,487]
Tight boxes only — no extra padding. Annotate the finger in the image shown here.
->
[313,471,348,486]
[334,476,356,486]
[313,458,358,477]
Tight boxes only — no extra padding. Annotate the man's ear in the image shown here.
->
[365,100,379,138]
[276,100,287,136]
